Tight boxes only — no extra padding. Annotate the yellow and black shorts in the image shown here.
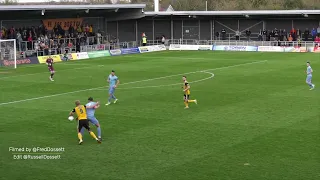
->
[184,94,190,100]
[77,119,90,132]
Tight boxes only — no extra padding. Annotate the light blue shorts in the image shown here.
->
[88,117,100,126]
[306,75,312,82]
[109,87,115,94]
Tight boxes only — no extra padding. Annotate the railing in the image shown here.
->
[13,38,320,58]
[145,39,319,48]
[80,41,137,52]
[16,36,110,51]
[16,40,137,58]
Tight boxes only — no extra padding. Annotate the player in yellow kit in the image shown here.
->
[69,100,101,145]
[182,76,197,109]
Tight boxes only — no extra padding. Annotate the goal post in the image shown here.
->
[0,39,17,69]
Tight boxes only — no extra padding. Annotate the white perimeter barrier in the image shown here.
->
[76,52,90,59]
[169,44,212,51]
[138,44,166,53]
[169,44,319,53]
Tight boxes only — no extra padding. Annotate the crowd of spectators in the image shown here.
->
[257,27,320,42]
[0,23,103,54]
[216,26,320,43]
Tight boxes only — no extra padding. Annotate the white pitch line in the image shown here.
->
[0,60,267,106]
[96,71,214,90]
[113,60,267,86]
[0,65,100,80]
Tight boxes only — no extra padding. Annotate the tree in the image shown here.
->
[0,0,18,4]
[283,0,304,9]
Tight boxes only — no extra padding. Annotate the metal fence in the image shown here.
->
[145,39,319,48]
[18,40,138,58]
[16,38,319,58]
[80,41,138,52]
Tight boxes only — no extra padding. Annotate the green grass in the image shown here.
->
[0,51,319,180]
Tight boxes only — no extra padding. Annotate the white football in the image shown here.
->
[68,116,74,121]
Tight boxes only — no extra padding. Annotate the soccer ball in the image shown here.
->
[68,116,74,121]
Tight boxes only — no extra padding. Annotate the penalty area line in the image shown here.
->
[0,60,267,106]
[95,71,214,90]
[0,65,102,80]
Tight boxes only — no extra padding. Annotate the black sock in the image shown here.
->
[51,74,54,78]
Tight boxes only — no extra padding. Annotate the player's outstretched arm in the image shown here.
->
[115,80,120,87]
[69,110,75,116]
[86,102,99,109]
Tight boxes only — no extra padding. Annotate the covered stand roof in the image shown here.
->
[145,10,320,19]
[0,4,146,20]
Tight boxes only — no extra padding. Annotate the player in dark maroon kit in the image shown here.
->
[46,56,55,81]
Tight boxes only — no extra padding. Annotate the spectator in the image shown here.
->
[235,29,240,40]
[245,29,251,41]
[297,36,301,47]
[69,25,74,35]
[304,28,310,41]
[283,29,287,39]
[283,34,287,41]
[263,29,267,41]
[312,28,317,40]
[274,29,279,41]
[27,33,33,50]
[290,28,296,40]
[161,35,165,44]
[97,30,102,44]
[61,52,69,61]
[315,36,320,45]
[215,32,219,40]
[85,24,89,33]
[221,29,226,40]
[279,29,284,41]
[296,29,301,40]
[68,40,73,48]
[288,34,293,41]
[77,26,82,33]
[89,25,93,36]
[0,29,3,39]
[142,36,147,46]
[258,30,262,41]
[317,26,320,36]
[314,44,320,52]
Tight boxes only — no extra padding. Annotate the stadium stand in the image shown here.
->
[0,4,145,58]
[0,6,319,59]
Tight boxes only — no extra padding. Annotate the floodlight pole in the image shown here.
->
[154,0,159,12]
[206,1,208,11]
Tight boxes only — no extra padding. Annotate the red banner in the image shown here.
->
[42,18,83,31]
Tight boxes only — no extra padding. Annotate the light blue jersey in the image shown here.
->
[108,74,118,87]
[108,74,118,94]
[305,65,315,90]
[306,66,313,82]
[307,66,313,76]
[82,101,101,137]
[86,102,97,118]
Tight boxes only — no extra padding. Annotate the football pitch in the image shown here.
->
[1,51,319,180]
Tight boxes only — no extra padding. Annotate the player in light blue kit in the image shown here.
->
[306,62,315,90]
[106,70,120,106]
[81,97,102,140]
